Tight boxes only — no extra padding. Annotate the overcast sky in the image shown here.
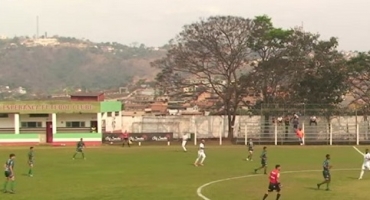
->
[1,0,369,51]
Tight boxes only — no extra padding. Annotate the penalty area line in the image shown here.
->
[196,168,358,200]
[352,146,365,156]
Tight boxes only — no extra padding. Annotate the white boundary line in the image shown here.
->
[196,168,357,200]
[352,146,365,156]
[196,147,366,200]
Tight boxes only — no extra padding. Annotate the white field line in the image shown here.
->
[197,147,366,200]
[352,146,365,156]
[196,168,358,200]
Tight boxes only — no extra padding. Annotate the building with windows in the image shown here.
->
[0,93,122,146]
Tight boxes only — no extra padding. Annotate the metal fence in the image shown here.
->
[122,103,370,145]
[233,103,370,145]
[239,119,370,145]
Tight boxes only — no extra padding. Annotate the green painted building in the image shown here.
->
[0,100,122,145]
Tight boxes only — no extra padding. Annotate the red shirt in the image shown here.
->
[296,130,304,138]
[269,169,280,184]
[122,132,129,139]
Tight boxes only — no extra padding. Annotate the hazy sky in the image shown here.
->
[1,0,369,51]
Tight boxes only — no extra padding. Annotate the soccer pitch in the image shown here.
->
[0,145,368,200]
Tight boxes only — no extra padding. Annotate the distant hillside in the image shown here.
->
[0,36,165,94]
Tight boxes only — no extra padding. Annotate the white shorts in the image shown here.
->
[182,140,187,146]
[362,163,370,170]
[197,151,206,158]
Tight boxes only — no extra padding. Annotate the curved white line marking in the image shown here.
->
[196,168,358,200]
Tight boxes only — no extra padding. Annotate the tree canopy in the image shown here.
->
[152,16,255,138]
[152,14,359,139]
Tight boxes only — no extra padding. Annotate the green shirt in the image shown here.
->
[4,159,14,172]
[28,150,34,162]
[77,141,85,149]
[323,159,330,172]
[260,150,267,161]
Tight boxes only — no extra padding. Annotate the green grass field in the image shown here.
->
[0,144,368,200]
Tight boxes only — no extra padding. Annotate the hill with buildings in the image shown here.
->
[0,36,165,97]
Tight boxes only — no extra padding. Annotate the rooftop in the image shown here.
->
[70,92,104,97]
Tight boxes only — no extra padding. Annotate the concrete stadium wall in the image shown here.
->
[122,115,370,140]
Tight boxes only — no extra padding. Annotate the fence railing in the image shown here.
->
[122,115,370,145]
[237,121,370,145]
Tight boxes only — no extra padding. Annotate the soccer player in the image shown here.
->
[359,149,370,179]
[182,133,188,152]
[121,130,130,147]
[262,164,282,200]
[317,154,332,191]
[194,139,206,166]
[254,146,267,174]
[246,139,254,161]
[295,128,305,146]
[3,153,16,194]
[28,147,34,177]
[73,138,86,160]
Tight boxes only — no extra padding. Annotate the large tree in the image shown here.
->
[248,15,294,107]
[347,52,370,109]
[152,16,255,139]
[247,16,308,120]
[289,36,350,120]
[292,37,348,103]
[249,16,349,119]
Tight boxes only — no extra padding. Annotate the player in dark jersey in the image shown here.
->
[254,146,267,174]
[28,147,34,177]
[246,139,254,161]
[73,138,86,160]
[262,164,282,200]
[317,154,331,191]
[3,153,16,194]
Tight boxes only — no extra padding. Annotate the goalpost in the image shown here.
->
[219,116,224,145]
[192,116,197,146]
[244,123,248,145]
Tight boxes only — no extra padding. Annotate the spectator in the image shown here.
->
[293,116,299,129]
[295,128,305,145]
[90,126,97,133]
[284,116,290,139]
[284,116,290,127]
[310,116,317,126]
[277,116,283,125]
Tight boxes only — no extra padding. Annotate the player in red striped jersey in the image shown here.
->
[262,164,281,200]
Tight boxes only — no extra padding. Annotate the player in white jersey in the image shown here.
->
[194,139,206,166]
[359,149,370,179]
[182,133,189,152]
[246,139,254,161]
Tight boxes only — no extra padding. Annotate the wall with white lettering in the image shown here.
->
[0,113,96,128]
[0,112,121,133]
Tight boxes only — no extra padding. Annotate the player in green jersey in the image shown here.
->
[28,147,34,177]
[317,154,332,191]
[3,153,16,194]
[254,146,267,174]
[73,138,86,160]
